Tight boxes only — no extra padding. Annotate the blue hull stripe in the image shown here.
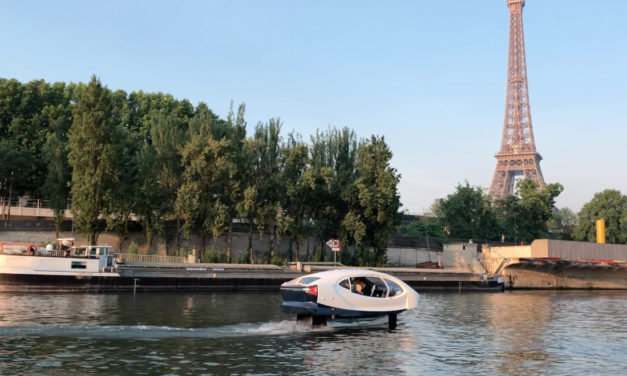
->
[281,301,405,319]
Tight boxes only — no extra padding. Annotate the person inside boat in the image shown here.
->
[352,279,367,295]
[60,240,73,257]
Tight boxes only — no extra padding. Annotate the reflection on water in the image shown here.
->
[0,291,625,375]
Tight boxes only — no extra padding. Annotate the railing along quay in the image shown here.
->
[117,254,188,264]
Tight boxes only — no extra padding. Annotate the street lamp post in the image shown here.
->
[7,171,13,220]
[424,221,431,262]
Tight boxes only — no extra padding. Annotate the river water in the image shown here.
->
[0,290,625,375]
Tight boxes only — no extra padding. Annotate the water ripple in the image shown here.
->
[0,291,625,375]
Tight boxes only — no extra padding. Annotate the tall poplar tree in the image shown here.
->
[222,103,247,262]
[238,119,282,264]
[279,132,310,261]
[68,76,118,244]
[42,98,73,238]
[136,113,187,253]
[176,106,235,261]
[344,135,401,265]
[308,127,359,258]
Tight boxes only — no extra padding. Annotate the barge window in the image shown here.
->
[74,248,87,256]
[71,261,87,269]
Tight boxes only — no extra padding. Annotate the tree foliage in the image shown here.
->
[401,218,449,247]
[344,135,402,264]
[0,79,74,199]
[237,119,283,263]
[278,132,311,261]
[435,179,563,244]
[307,127,359,260]
[495,179,564,244]
[435,182,499,241]
[2,77,403,265]
[175,106,235,261]
[41,94,74,237]
[68,76,119,244]
[573,189,627,244]
[549,207,578,240]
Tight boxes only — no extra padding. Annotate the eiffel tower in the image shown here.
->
[489,0,545,199]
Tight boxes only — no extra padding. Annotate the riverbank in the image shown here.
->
[0,254,504,293]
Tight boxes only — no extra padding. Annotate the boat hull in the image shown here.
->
[281,300,405,319]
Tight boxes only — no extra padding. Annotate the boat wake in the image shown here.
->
[0,318,386,340]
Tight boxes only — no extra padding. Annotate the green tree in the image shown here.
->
[402,218,449,247]
[549,207,578,240]
[42,98,74,238]
[238,119,282,263]
[135,113,187,253]
[436,182,499,241]
[0,78,69,197]
[135,142,163,253]
[176,107,235,260]
[307,127,359,260]
[495,179,564,244]
[8,80,46,179]
[104,124,138,251]
[278,132,311,261]
[0,78,22,138]
[0,138,30,219]
[343,135,402,265]
[124,91,193,142]
[573,189,627,244]
[256,119,283,262]
[68,76,118,244]
[222,103,247,262]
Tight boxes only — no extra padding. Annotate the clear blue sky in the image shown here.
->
[2,0,626,213]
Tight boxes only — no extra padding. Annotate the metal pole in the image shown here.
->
[514,213,517,244]
[7,171,13,220]
[425,222,431,262]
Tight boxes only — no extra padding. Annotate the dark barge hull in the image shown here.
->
[0,273,286,293]
[405,279,505,292]
[0,267,504,293]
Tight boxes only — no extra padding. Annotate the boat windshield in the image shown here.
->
[383,278,403,297]
[338,278,350,289]
[348,277,389,298]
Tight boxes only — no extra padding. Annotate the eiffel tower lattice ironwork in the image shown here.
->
[489,0,545,199]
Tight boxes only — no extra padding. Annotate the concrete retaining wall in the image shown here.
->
[0,229,319,263]
[531,239,627,260]
[386,246,440,267]
[490,240,627,261]
[505,263,627,289]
